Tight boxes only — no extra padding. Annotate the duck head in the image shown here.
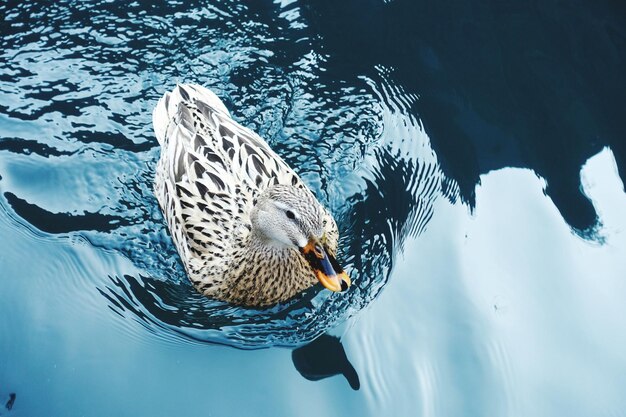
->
[250,184,351,293]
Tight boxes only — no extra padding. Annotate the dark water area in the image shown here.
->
[1,1,626,416]
[304,0,626,233]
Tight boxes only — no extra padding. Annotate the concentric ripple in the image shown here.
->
[0,0,454,348]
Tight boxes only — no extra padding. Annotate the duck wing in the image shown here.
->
[152,84,306,277]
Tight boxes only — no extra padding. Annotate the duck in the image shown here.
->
[152,84,351,307]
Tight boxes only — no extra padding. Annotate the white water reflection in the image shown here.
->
[345,147,626,416]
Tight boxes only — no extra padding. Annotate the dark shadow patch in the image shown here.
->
[70,130,155,153]
[302,0,625,234]
[4,192,130,233]
[0,137,73,158]
[0,96,95,120]
[292,334,360,390]
[5,393,16,411]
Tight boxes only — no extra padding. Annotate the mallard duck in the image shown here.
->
[152,84,350,307]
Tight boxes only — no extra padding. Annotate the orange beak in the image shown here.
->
[300,239,351,292]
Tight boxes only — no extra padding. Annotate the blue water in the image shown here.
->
[1,1,626,416]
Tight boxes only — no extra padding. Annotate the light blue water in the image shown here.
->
[2,1,626,416]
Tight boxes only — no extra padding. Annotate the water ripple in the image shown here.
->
[0,0,454,348]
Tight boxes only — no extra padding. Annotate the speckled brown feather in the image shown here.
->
[153,84,339,306]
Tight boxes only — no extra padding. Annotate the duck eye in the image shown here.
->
[285,210,295,220]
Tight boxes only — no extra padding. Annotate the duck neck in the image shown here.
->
[222,230,315,306]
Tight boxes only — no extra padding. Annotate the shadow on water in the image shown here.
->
[302,0,626,236]
[4,393,16,411]
[292,334,360,390]
[4,192,130,233]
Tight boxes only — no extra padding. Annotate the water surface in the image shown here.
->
[1,1,626,416]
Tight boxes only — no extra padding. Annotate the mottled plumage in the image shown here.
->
[153,84,342,306]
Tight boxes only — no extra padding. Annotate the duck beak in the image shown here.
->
[300,239,351,292]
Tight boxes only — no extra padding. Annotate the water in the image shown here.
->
[1,1,625,416]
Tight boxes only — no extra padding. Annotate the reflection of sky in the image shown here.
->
[344,148,626,416]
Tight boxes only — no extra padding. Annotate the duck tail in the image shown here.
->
[153,84,230,148]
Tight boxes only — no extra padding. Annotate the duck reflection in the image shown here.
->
[292,334,360,390]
